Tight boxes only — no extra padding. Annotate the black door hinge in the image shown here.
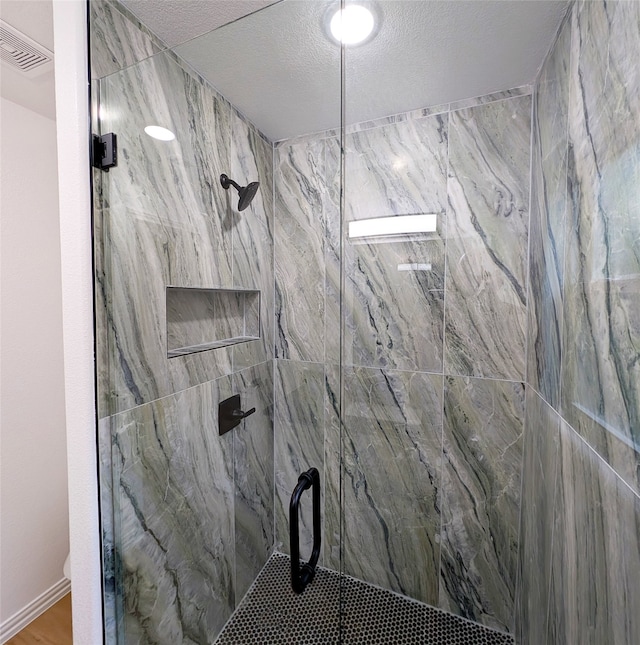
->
[92,133,117,171]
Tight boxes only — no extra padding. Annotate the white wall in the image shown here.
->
[0,1,102,641]
[52,1,103,641]
[0,96,69,623]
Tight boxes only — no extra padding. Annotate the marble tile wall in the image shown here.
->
[515,388,560,644]
[548,420,640,644]
[275,93,532,635]
[97,46,274,417]
[273,360,326,560]
[339,367,443,606]
[107,363,273,644]
[90,0,166,80]
[526,16,570,410]
[274,138,330,363]
[93,2,640,642]
[517,387,640,645]
[520,0,640,642]
[445,96,531,380]
[561,0,640,495]
[112,376,236,644]
[232,362,275,601]
[96,6,533,637]
[91,4,276,643]
[527,0,640,500]
[343,114,448,372]
[231,111,275,372]
[440,377,524,633]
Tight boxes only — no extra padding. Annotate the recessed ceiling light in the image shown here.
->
[329,4,376,46]
[144,125,176,141]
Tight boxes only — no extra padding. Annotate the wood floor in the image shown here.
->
[6,594,72,645]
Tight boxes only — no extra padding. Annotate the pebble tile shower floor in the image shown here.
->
[214,553,514,644]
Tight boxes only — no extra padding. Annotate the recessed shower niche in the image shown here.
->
[166,286,260,357]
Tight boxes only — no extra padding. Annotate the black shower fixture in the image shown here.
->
[220,174,260,211]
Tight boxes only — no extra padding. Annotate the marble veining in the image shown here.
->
[324,137,342,366]
[275,140,327,363]
[112,377,236,644]
[97,44,274,416]
[231,110,275,373]
[440,376,524,632]
[340,366,443,605]
[343,114,448,372]
[98,416,121,643]
[274,360,326,560]
[447,86,532,113]
[526,138,565,408]
[93,166,115,419]
[343,86,531,137]
[548,420,640,644]
[515,387,561,644]
[322,363,342,571]
[344,102,449,136]
[561,0,640,496]
[99,50,235,412]
[526,17,571,407]
[445,96,531,381]
[233,362,275,600]
[344,238,445,372]
[90,0,165,80]
[344,114,448,224]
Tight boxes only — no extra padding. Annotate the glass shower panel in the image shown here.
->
[90,0,638,642]
[90,1,341,643]
[95,44,276,641]
[340,0,447,609]
[341,0,530,640]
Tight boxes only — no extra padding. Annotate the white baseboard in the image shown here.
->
[0,577,71,643]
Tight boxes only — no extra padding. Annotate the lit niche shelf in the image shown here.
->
[166,286,260,358]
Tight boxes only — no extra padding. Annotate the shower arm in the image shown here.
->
[220,174,241,192]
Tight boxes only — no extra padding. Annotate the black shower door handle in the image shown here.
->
[289,467,321,594]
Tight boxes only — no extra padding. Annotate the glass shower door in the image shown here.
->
[338,3,447,636]
[339,1,531,641]
[90,1,343,643]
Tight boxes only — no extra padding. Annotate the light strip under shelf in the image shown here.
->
[397,263,432,272]
[348,213,437,239]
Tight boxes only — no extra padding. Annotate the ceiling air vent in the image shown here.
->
[0,20,53,78]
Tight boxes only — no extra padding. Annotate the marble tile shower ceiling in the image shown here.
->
[92,1,640,644]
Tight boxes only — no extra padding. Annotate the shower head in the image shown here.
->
[220,174,260,211]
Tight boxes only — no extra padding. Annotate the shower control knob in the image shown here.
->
[232,407,256,420]
[219,394,256,435]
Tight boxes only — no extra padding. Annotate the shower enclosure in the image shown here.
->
[90,1,640,643]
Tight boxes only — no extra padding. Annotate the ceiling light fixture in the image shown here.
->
[329,4,376,46]
[144,125,176,141]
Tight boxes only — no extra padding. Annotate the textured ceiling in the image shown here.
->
[120,0,281,47]
[122,0,569,141]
